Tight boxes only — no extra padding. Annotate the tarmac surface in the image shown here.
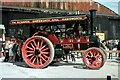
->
[0,54,120,79]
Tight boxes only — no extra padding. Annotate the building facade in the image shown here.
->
[0,1,120,40]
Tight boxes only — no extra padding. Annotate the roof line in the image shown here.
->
[0,5,118,17]
[93,0,119,16]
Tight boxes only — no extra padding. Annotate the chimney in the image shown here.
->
[89,9,97,35]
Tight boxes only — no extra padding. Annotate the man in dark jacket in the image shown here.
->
[107,42,114,59]
[0,41,5,62]
[117,41,120,58]
[0,41,2,58]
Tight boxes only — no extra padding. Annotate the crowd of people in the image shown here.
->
[102,39,120,59]
[0,36,22,62]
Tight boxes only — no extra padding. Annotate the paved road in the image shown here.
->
[0,56,119,79]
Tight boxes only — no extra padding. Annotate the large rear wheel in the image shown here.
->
[83,47,105,69]
[22,36,54,68]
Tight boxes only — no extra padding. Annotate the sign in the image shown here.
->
[9,16,87,25]
[96,33,105,41]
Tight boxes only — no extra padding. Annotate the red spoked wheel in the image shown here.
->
[83,47,105,69]
[22,36,54,68]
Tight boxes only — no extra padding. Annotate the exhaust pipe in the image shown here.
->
[89,9,97,35]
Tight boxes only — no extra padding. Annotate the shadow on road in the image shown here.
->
[12,61,88,69]
[13,61,30,68]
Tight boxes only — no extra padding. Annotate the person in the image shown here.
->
[12,40,18,62]
[73,23,83,38]
[101,40,108,50]
[8,39,14,62]
[0,41,5,62]
[114,40,119,57]
[0,41,3,57]
[3,39,11,62]
[107,41,114,59]
[117,41,120,59]
[71,52,76,62]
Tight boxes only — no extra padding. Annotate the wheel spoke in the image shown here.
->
[92,54,102,66]
[39,57,43,65]
[30,43,35,50]
[96,54,102,60]
[26,51,34,53]
[36,57,39,65]
[96,61,101,65]
[93,51,97,56]
[92,61,97,66]
[37,41,40,48]
[94,61,101,66]
[26,54,33,57]
[96,56,102,60]
[42,54,49,59]
[30,56,34,61]
[40,56,47,62]
[32,57,36,63]
[41,44,47,50]
[42,48,49,52]
[94,53,99,58]
[40,40,43,48]
[41,52,49,54]
[87,53,92,57]
[27,46,34,50]
[32,40,37,47]
[89,52,93,57]
[88,58,92,61]
[96,58,101,62]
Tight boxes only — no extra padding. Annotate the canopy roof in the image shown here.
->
[10,15,88,25]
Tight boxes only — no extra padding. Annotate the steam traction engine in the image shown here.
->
[9,10,107,69]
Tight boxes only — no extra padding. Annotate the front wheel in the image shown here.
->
[22,36,54,68]
[83,47,105,69]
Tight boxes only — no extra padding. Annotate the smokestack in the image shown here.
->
[89,9,97,35]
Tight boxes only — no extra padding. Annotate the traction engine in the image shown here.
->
[9,10,107,69]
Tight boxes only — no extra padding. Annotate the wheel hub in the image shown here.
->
[91,57,96,61]
[35,49,40,56]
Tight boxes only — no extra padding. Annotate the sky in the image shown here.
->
[94,0,119,14]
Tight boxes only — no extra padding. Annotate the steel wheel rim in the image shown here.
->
[100,48,107,61]
[22,36,54,68]
[83,48,104,69]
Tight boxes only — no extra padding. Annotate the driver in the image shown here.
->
[73,23,83,38]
